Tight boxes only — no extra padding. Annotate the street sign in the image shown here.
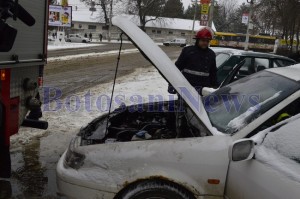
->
[200,21,208,26]
[201,14,209,21]
[242,13,249,24]
[201,4,209,14]
[201,0,211,4]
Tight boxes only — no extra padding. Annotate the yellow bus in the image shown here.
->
[210,32,276,51]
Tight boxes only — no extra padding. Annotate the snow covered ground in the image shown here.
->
[48,42,106,51]
[10,67,172,147]
[47,48,139,62]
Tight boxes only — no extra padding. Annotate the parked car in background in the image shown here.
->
[65,34,90,43]
[48,36,55,42]
[57,16,300,199]
[213,48,296,86]
[163,38,187,47]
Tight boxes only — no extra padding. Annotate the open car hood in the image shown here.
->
[112,16,218,135]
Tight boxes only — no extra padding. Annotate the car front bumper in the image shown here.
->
[56,151,116,199]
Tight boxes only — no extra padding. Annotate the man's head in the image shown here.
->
[194,27,214,49]
[196,39,210,49]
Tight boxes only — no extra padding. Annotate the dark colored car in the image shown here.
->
[213,48,296,86]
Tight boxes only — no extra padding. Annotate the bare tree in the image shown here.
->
[214,0,238,32]
[126,0,166,31]
[256,0,300,52]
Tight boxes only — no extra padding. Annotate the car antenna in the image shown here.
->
[105,32,124,135]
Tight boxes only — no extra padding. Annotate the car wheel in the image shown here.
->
[82,40,87,43]
[165,43,170,46]
[117,180,195,199]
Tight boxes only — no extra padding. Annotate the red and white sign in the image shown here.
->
[200,21,209,26]
[201,0,211,4]
[201,14,209,21]
[242,13,249,24]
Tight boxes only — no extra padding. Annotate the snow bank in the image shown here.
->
[48,43,105,51]
[47,48,139,62]
[10,67,170,147]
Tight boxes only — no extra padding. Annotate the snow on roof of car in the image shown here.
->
[267,64,300,81]
[68,0,217,31]
[212,47,295,60]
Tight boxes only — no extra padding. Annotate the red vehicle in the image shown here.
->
[0,0,49,178]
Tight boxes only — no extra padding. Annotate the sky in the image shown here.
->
[181,0,246,9]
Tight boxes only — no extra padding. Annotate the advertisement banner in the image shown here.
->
[49,5,72,27]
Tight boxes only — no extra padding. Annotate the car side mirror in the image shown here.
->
[229,139,255,162]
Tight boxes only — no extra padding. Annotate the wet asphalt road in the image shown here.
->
[0,45,182,199]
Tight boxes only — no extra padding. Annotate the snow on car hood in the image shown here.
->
[112,16,217,135]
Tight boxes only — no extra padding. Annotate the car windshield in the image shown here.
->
[206,71,300,134]
[216,53,231,68]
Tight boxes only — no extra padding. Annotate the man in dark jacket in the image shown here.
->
[169,27,217,95]
[169,27,217,138]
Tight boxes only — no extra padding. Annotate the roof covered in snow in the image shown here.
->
[67,0,216,32]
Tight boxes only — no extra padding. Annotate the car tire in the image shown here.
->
[82,40,87,43]
[116,180,196,199]
[165,43,170,46]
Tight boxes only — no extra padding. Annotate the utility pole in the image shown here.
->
[108,0,113,42]
[208,0,214,28]
[191,0,198,44]
[244,0,254,51]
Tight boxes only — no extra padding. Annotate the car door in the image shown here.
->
[225,97,300,199]
[220,57,272,87]
[225,124,300,199]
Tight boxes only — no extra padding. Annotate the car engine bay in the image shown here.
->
[80,101,210,146]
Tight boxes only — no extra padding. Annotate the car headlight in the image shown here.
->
[64,136,85,169]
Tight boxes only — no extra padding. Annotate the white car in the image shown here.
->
[56,16,300,199]
[65,34,90,43]
[163,38,187,47]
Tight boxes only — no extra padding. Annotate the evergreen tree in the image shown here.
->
[163,0,184,18]
[184,3,200,20]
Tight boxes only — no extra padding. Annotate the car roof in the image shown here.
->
[267,64,300,81]
[211,47,295,61]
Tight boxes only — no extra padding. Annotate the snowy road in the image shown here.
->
[0,46,181,198]
[47,43,136,58]
[44,46,181,99]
